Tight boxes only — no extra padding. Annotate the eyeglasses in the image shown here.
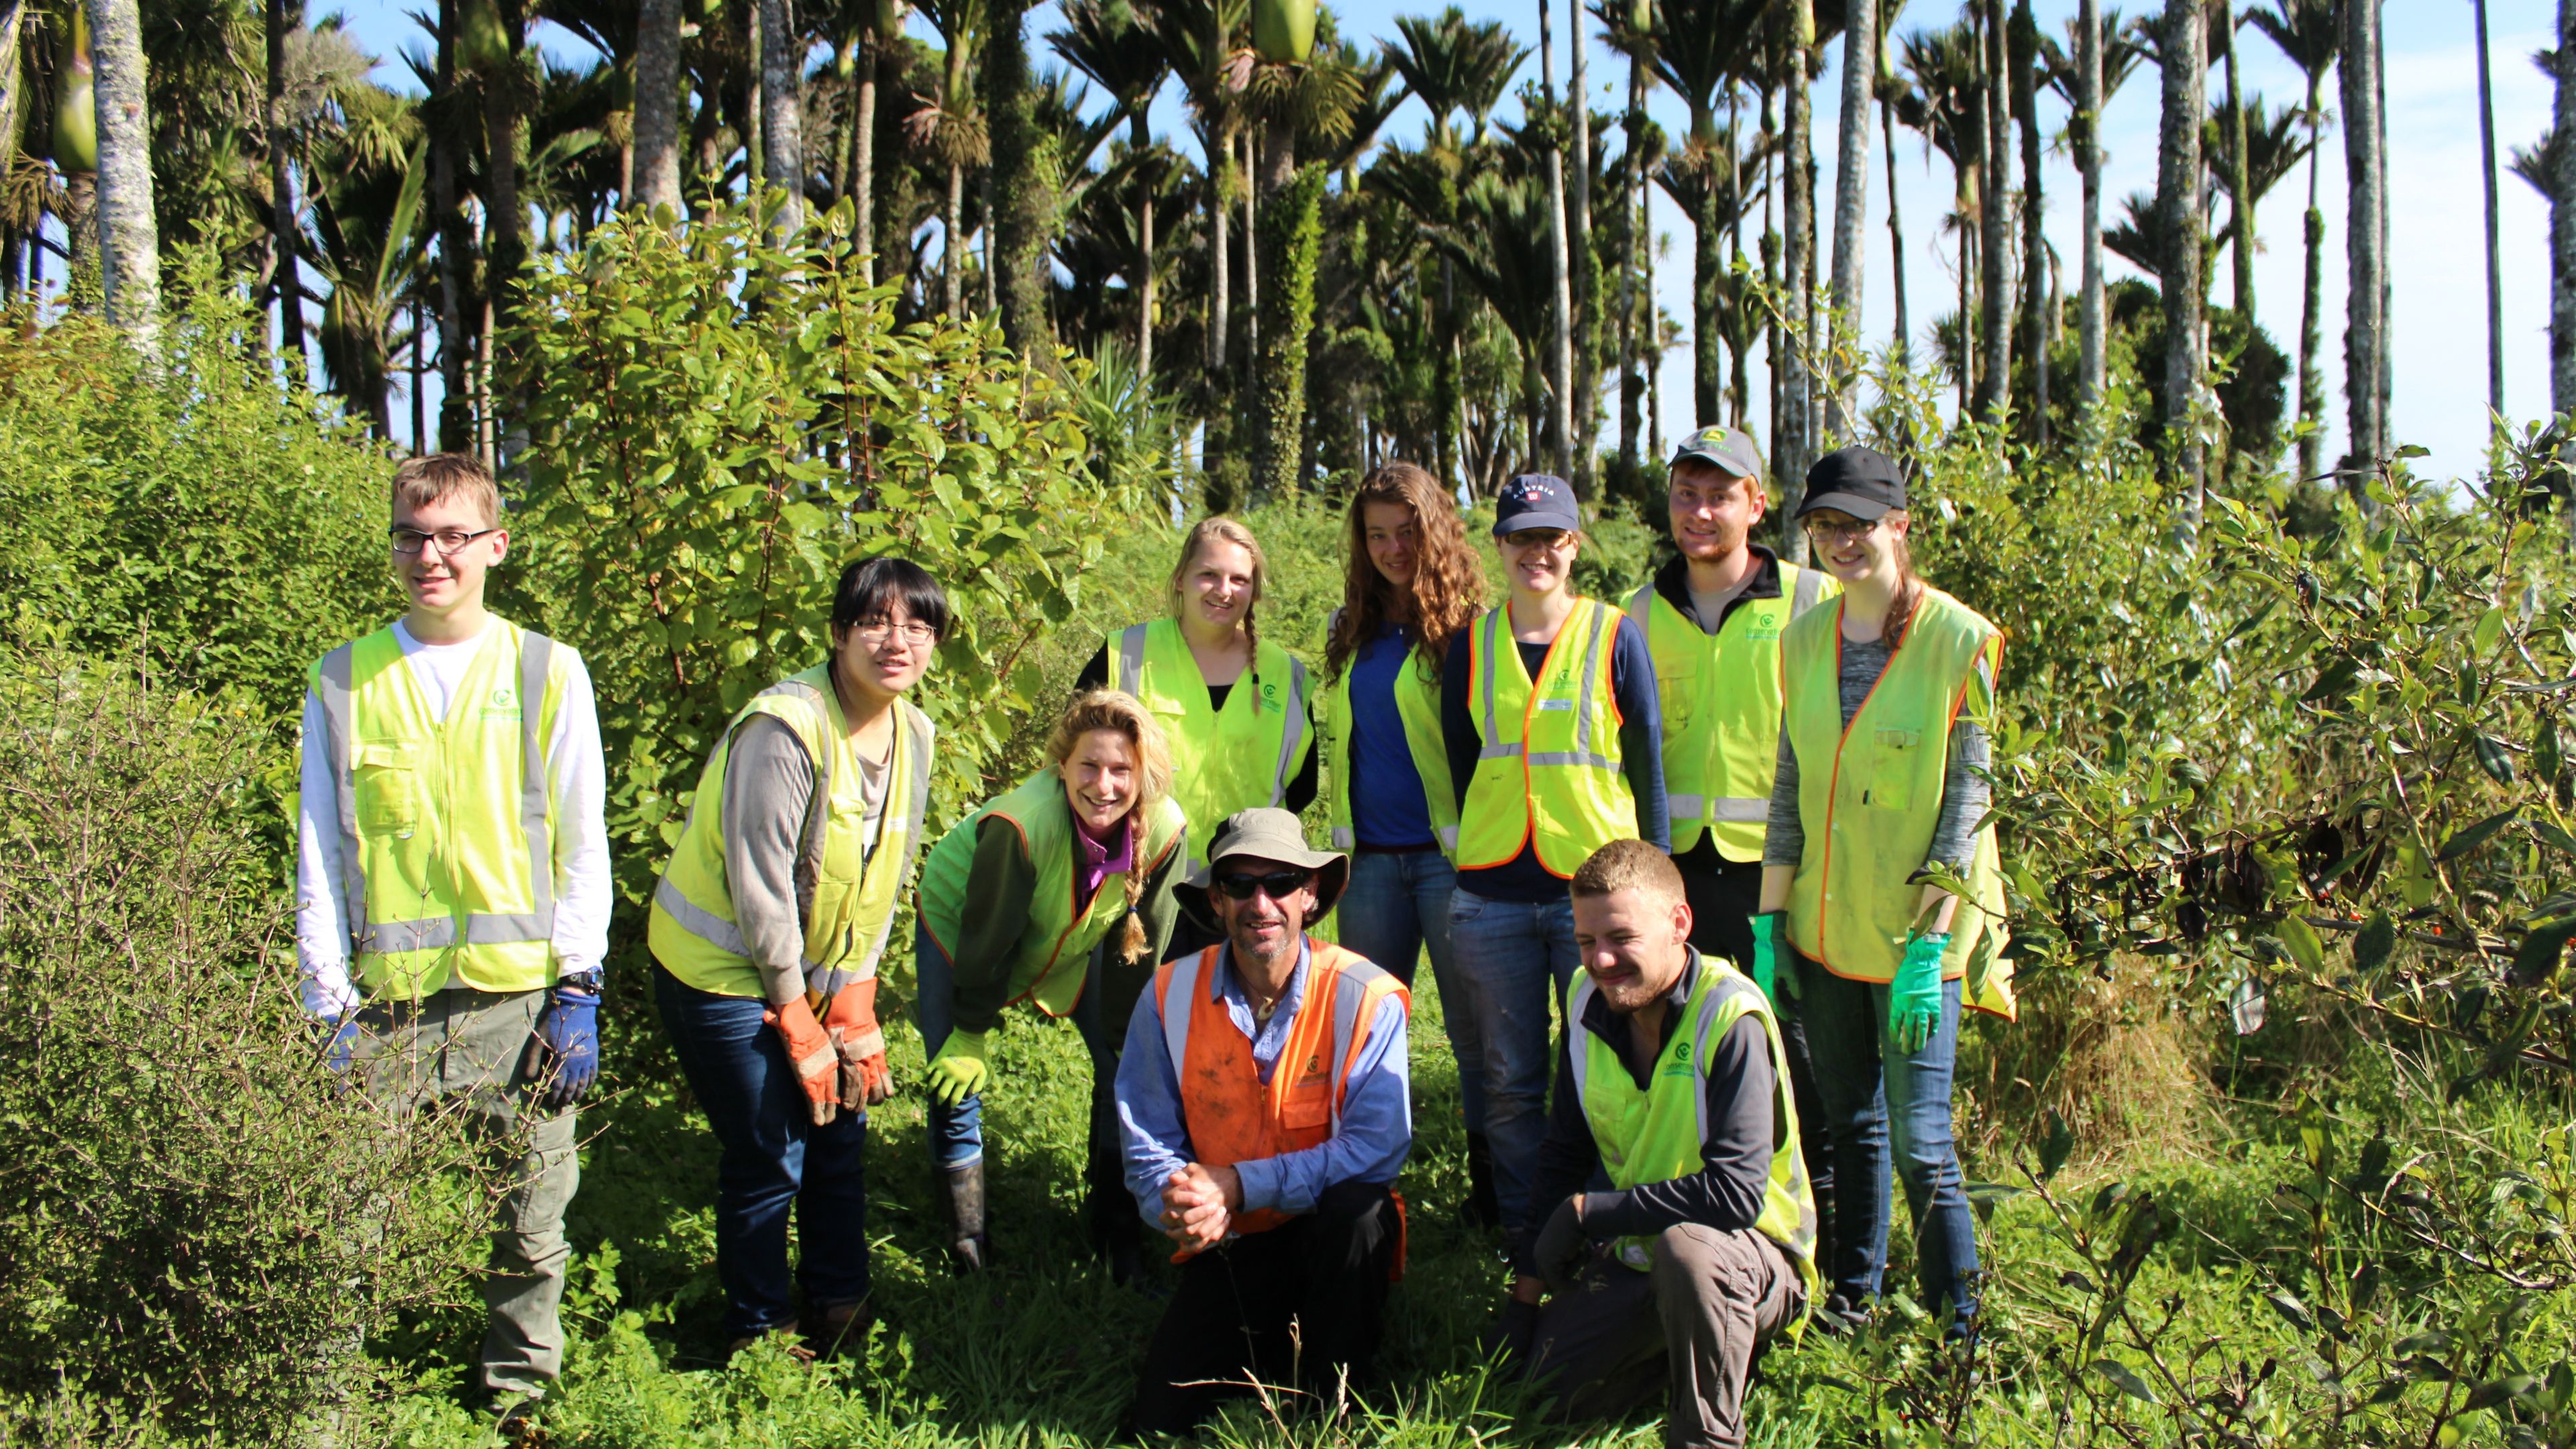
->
[1503,529,1573,551]
[388,526,497,555]
[1212,869,1312,901]
[852,618,940,648]
[1803,517,1880,545]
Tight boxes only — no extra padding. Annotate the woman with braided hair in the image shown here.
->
[912,690,1189,1277]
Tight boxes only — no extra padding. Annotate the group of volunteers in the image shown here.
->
[295,429,2014,1447]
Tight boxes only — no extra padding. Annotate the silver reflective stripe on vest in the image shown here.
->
[517,633,557,937]
[1116,623,1150,691]
[1438,823,1458,850]
[316,644,366,960]
[1522,603,1618,771]
[1668,793,1706,823]
[1330,826,1356,849]
[1564,972,1600,1106]
[1474,609,1520,761]
[1710,797,1768,823]
[655,873,751,957]
[1325,955,1393,1136]
[1270,656,1309,806]
[1625,582,1654,623]
[1159,954,1204,1081]
[1790,564,1825,617]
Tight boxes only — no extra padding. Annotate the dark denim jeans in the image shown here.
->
[912,920,1126,1213]
[1335,847,1483,1132]
[1794,950,1980,1330]
[1448,885,1580,1241]
[653,965,869,1340]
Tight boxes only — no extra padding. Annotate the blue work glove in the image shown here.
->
[524,985,600,1111]
[1746,912,1792,1007]
[924,1028,992,1106]
[1889,931,1949,1055]
[323,1012,362,1073]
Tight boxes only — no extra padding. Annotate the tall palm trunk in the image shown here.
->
[433,0,471,449]
[2474,0,2504,431]
[1974,0,2011,421]
[479,0,526,315]
[2218,1,2253,315]
[1619,51,1644,476]
[2553,0,2576,425]
[1568,0,1595,490]
[409,295,426,450]
[1540,0,1575,480]
[2296,63,2324,480]
[633,0,682,213]
[2340,0,2387,477]
[761,0,804,235]
[2077,0,2105,409]
[987,0,1053,353]
[1778,0,1814,540]
[86,0,158,350]
[2155,0,2207,503]
[1826,0,1873,439]
[1882,88,1909,369]
[266,0,307,371]
[2012,0,2045,443]
[1691,103,1725,426]
[853,27,882,278]
[945,162,965,314]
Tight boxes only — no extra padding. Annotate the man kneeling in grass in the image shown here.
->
[1494,839,1819,1449]
[1114,808,1413,1435]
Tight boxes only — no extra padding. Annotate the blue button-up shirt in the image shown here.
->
[1116,937,1412,1231]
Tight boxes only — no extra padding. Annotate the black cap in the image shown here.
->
[1797,447,1907,521]
[1493,474,1583,535]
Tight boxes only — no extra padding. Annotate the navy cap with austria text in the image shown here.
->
[1493,473,1583,536]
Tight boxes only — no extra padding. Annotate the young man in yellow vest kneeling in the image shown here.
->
[1494,841,1817,1449]
[1115,810,1412,1436]
[297,454,609,1436]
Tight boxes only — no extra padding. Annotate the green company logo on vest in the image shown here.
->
[482,684,521,720]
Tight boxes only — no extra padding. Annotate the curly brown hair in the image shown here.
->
[1324,462,1487,684]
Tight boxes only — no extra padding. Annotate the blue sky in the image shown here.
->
[333,1,2556,492]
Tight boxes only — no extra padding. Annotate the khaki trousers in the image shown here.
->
[1523,1224,1804,1449]
[355,986,578,1399]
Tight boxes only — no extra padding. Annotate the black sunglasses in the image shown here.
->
[1211,869,1313,901]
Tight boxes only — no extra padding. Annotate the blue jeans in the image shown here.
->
[913,921,1126,1213]
[1795,951,1980,1330]
[1336,847,1483,1133]
[1448,885,1580,1240]
[653,965,870,1340]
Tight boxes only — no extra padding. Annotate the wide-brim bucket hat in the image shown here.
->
[1175,808,1350,931]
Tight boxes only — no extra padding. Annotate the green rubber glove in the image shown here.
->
[1889,932,1950,1055]
[1746,912,1790,1006]
[924,1029,993,1106]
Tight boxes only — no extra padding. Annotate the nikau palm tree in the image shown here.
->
[2248,0,2337,482]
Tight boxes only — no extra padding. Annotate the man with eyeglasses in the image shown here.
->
[296,453,608,1437]
[1114,808,1413,1435]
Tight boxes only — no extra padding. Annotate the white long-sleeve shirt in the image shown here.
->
[294,620,612,1020]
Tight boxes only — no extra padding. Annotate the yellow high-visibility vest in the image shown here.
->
[1107,618,1309,871]
[1779,586,2015,1017]
[1316,608,1458,856]
[1565,954,1820,1307]
[309,619,575,1000]
[1454,596,1638,877]
[649,664,934,999]
[1627,559,1836,860]
[915,769,1189,1018]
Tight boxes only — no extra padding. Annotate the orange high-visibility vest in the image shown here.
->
[1150,938,1410,1236]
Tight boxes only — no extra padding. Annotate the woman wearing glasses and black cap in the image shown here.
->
[1440,473,1668,1252]
[1746,447,2016,1338]
[649,556,949,1359]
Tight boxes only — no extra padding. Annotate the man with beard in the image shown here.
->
[1114,809,1413,1434]
[1622,429,1841,1324]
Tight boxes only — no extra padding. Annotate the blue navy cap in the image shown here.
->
[1493,473,1582,536]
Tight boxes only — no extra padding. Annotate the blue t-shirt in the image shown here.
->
[1349,624,1439,849]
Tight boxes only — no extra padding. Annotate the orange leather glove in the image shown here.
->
[763,996,840,1126]
[822,978,892,1110]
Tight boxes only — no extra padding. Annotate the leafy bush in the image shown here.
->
[0,654,487,1442]
[0,260,398,728]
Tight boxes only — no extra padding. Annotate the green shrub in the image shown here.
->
[0,654,488,1442]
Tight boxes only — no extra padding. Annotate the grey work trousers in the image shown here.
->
[354,986,578,1399]
[1523,1225,1804,1449]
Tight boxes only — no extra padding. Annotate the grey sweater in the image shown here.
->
[721,715,890,1006]
[1762,634,1993,873]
